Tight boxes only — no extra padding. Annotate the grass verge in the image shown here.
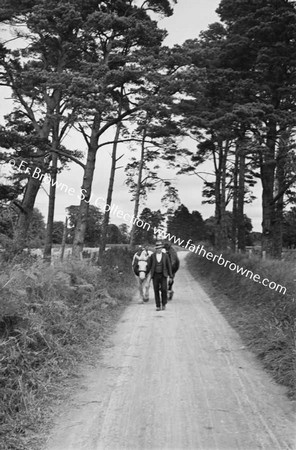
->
[0,247,136,450]
[186,250,296,400]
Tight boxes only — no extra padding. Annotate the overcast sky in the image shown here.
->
[0,0,263,231]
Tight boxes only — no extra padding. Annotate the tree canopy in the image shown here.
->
[167,204,205,243]
[1,0,296,259]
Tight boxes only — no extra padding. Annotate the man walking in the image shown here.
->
[150,241,173,311]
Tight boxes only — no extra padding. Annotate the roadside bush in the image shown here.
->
[0,248,136,450]
[100,247,134,294]
[187,250,296,399]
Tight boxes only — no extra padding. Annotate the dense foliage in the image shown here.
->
[0,247,135,450]
[167,204,205,243]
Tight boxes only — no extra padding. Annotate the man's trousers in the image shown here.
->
[152,273,168,308]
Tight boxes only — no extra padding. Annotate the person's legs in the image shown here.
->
[138,278,144,301]
[143,272,151,302]
[167,275,174,300]
[152,274,161,309]
[160,276,168,308]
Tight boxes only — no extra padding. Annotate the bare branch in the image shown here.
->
[2,36,21,45]
[97,137,147,149]
[50,148,85,169]
[97,107,138,137]
[272,175,296,204]
[116,154,124,162]
[12,199,25,213]
[76,123,90,146]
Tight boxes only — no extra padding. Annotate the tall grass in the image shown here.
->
[0,248,136,450]
[187,250,296,399]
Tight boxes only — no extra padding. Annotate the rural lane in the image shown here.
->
[45,252,296,450]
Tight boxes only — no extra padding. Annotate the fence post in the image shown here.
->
[60,217,68,261]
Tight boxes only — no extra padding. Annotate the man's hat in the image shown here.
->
[155,241,163,249]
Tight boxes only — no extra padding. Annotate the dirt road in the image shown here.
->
[45,252,295,450]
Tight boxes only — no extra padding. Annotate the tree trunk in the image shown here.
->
[72,145,98,257]
[261,119,277,258]
[215,139,228,250]
[272,130,289,258]
[13,166,44,251]
[129,126,147,249]
[214,145,221,249]
[237,147,246,252]
[13,121,52,251]
[43,102,63,262]
[43,150,58,262]
[72,107,135,257]
[231,150,239,252]
[99,121,122,256]
[72,116,100,257]
[220,140,228,249]
[273,195,284,259]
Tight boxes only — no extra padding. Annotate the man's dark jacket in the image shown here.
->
[149,252,173,278]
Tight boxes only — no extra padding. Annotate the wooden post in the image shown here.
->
[60,217,68,261]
